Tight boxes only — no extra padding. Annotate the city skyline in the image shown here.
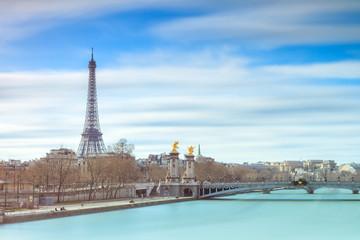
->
[1,0,360,163]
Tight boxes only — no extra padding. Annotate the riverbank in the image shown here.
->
[2,196,195,224]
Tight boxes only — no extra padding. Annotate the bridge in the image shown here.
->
[199,181,360,198]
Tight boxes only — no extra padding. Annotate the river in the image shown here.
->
[0,188,359,240]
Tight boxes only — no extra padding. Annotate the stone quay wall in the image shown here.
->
[3,197,195,224]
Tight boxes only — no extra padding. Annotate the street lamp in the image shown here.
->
[219,176,224,183]
[13,165,16,193]
[17,175,20,205]
[32,175,35,209]
[77,176,80,201]
[4,171,8,211]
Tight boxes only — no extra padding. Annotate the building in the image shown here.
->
[338,163,360,174]
[41,148,78,166]
[0,179,9,191]
[304,160,323,171]
[147,153,170,167]
[303,160,337,171]
[320,160,337,170]
[279,160,303,172]
[195,145,215,163]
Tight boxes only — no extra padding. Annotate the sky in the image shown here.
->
[1,0,360,164]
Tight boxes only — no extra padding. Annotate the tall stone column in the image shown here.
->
[182,154,195,183]
[166,151,180,183]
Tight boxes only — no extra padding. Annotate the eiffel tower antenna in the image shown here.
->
[77,48,107,158]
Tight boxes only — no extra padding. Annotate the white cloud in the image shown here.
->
[0,0,224,45]
[2,50,360,163]
[1,1,359,163]
[261,61,360,79]
[1,0,360,48]
[151,1,360,47]
[116,47,249,68]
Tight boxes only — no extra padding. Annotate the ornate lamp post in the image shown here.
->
[4,171,8,211]
[219,176,224,183]
[32,175,35,209]
[17,175,20,205]
[13,165,16,193]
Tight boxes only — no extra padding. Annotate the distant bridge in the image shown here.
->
[199,181,360,198]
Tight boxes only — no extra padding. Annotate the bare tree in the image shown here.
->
[46,155,77,203]
[257,170,273,181]
[107,138,135,159]
[107,138,141,187]
[84,156,109,201]
[148,165,167,182]
[108,155,141,184]
[195,162,273,183]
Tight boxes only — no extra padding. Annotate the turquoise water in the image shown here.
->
[1,188,359,240]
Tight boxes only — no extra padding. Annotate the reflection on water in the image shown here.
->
[0,188,359,240]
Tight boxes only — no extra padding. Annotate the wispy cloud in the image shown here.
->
[261,61,360,79]
[1,1,359,162]
[1,49,360,162]
[2,0,360,48]
[152,0,360,47]
[0,0,218,45]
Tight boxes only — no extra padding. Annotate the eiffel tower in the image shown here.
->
[77,48,107,158]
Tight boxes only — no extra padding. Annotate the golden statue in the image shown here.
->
[171,141,179,152]
[188,146,195,155]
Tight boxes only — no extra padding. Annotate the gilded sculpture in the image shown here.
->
[188,146,195,155]
[171,141,179,152]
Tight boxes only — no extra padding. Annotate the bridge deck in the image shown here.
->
[199,181,360,198]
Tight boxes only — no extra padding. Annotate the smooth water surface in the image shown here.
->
[1,188,359,240]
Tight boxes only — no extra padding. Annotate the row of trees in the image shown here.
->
[194,161,286,184]
[11,139,141,202]
[141,161,286,184]
[85,154,141,201]
[3,139,360,203]
[195,161,360,183]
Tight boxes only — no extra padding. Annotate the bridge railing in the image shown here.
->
[199,181,360,198]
